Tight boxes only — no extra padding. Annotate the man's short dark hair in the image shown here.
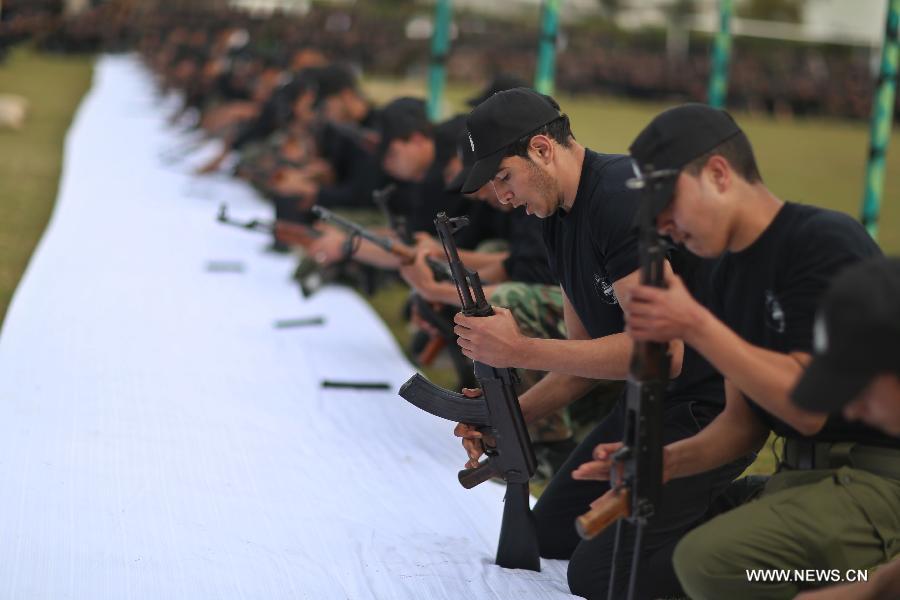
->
[683,131,762,184]
[503,115,575,159]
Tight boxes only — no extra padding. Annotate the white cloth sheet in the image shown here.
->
[0,55,577,599]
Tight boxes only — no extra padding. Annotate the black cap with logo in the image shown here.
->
[461,87,562,194]
[628,103,742,216]
[792,257,900,413]
[445,128,476,193]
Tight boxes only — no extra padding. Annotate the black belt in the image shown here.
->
[782,439,900,480]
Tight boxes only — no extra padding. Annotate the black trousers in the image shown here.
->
[532,397,750,600]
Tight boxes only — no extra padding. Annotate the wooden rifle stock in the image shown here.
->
[416,335,446,366]
[576,489,631,540]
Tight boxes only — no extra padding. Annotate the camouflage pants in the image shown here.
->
[490,282,572,442]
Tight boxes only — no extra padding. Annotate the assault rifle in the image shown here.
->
[310,205,454,282]
[215,204,322,296]
[398,212,540,572]
[574,164,677,600]
[217,203,321,243]
[311,204,460,367]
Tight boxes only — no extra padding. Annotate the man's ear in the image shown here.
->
[529,134,554,166]
[705,155,731,193]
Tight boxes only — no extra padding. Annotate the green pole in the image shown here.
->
[861,0,900,239]
[535,0,561,95]
[707,0,733,109]
[427,0,453,122]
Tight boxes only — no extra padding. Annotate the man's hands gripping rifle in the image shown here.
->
[310,204,452,280]
[398,212,540,572]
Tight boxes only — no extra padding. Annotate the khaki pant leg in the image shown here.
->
[673,467,900,600]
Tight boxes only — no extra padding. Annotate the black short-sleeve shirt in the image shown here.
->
[709,201,896,446]
[543,149,722,404]
[542,151,639,339]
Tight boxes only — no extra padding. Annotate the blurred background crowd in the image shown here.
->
[1,0,897,121]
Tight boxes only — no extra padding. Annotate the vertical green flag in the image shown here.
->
[427,0,453,122]
[708,0,733,109]
[535,0,560,95]
[861,0,899,239]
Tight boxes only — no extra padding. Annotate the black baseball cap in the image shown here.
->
[461,87,562,194]
[374,97,430,161]
[792,257,900,413]
[466,73,529,107]
[629,103,742,216]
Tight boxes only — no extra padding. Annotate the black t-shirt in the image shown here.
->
[709,201,897,447]
[542,151,638,338]
[543,149,722,404]
[315,111,381,209]
[503,207,555,285]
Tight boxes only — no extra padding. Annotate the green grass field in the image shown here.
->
[0,48,93,331]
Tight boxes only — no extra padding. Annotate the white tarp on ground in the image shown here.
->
[0,55,576,599]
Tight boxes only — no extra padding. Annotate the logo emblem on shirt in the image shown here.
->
[764,290,786,334]
[813,311,828,354]
[594,273,618,305]
[467,131,476,153]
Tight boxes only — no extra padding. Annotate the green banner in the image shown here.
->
[707,0,733,109]
[535,0,560,95]
[861,0,900,239]
[427,0,453,122]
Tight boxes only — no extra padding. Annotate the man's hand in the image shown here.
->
[572,442,624,482]
[305,224,347,266]
[454,307,526,368]
[452,388,495,468]
[413,232,443,255]
[399,250,439,300]
[572,441,673,484]
[625,270,706,344]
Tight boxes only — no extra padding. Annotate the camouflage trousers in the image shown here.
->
[489,282,572,442]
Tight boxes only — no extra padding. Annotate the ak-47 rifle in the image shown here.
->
[216,203,276,233]
[311,204,462,366]
[310,205,453,281]
[398,212,540,572]
[574,163,677,600]
[216,204,323,296]
[217,203,320,242]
